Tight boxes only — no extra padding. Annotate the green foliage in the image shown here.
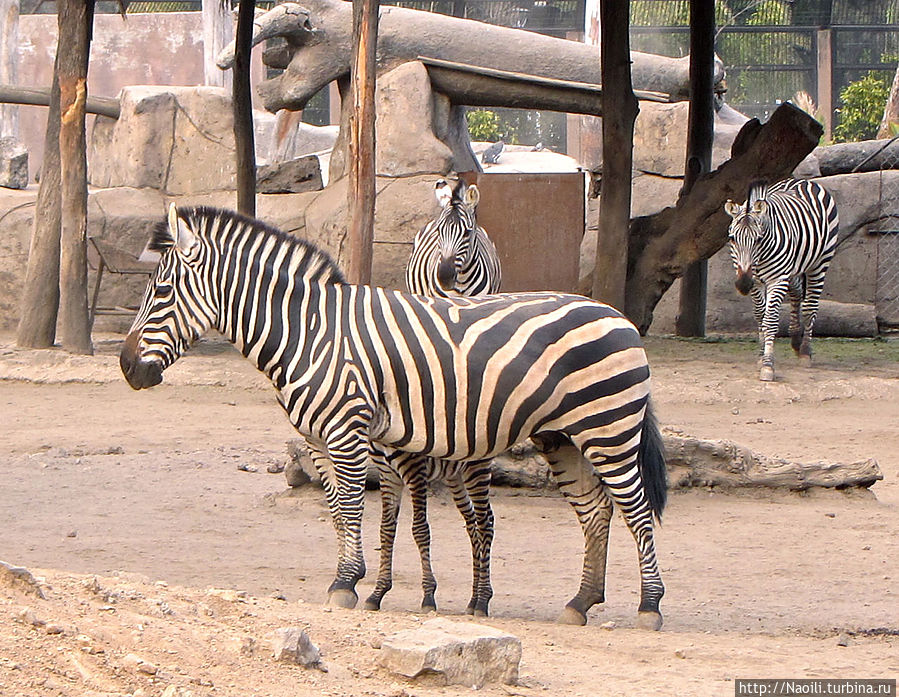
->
[745,0,789,25]
[833,71,893,143]
[466,109,522,145]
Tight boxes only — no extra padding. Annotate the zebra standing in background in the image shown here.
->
[366,178,502,616]
[725,178,839,381]
[405,179,501,297]
[120,205,668,629]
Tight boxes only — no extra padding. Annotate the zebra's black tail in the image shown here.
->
[638,400,668,523]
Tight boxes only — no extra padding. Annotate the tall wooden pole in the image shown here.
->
[345,0,378,285]
[0,0,19,138]
[16,53,61,349]
[57,0,95,354]
[675,0,715,337]
[592,0,637,313]
[234,0,256,216]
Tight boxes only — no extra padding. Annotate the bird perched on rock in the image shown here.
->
[481,139,505,165]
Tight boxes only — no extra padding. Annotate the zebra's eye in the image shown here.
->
[154,283,173,297]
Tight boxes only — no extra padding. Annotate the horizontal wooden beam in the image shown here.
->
[0,84,120,119]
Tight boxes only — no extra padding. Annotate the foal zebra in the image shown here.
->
[120,205,667,628]
[725,178,839,381]
[368,178,501,615]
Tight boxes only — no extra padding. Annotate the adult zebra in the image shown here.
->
[367,178,501,616]
[120,205,668,629]
[725,178,839,381]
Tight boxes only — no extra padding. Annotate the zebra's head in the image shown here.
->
[432,179,480,293]
[120,204,218,390]
[724,194,770,296]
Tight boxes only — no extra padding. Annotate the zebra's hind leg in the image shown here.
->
[532,432,612,627]
[407,465,439,612]
[788,275,805,356]
[363,453,404,612]
[452,460,494,616]
[798,267,828,367]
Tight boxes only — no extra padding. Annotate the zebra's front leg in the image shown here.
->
[533,432,612,626]
[759,281,789,381]
[324,440,370,609]
[363,459,403,611]
[446,475,481,614]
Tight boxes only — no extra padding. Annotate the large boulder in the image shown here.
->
[0,137,29,189]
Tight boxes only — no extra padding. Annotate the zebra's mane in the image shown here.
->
[149,206,347,285]
[746,179,769,207]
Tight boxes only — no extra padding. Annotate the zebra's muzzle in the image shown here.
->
[734,269,754,296]
[436,257,457,292]
[120,332,164,390]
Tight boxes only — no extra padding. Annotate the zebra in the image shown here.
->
[120,204,668,629]
[724,178,839,381]
[405,179,501,297]
[366,178,502,616]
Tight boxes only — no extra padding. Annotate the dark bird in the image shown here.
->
[481,139,505,164]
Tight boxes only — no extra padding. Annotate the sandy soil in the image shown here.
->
[1,331,898,697]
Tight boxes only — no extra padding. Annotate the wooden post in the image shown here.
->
[592,0,637,312]
[233,0,256,216]
[675,0,715,337]
[816,28,832,141]
[203,0,233,91]
[0,0,18,139]
[57,0,95,355]
[16,57,61,349]
[345,0,378,285]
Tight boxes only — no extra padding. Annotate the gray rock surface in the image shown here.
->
[0,137,29,189]
[379,617,520,688]
[271,627,322,667]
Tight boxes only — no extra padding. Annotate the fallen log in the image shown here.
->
[664,432,882,490]
[217,0,723,113]
[778,300,878,338]
[813,138,899,176]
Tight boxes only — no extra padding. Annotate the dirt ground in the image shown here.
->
[1,331,897,697]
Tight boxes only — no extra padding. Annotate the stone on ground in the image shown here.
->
[379,617,521,688]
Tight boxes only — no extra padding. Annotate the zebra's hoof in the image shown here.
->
[636,610,663,631]
[362,597,381,612]
[759,366,775,381]
[327,588,358,609]
[556,606,587,626]
[472,608,488,618]
[799,354,812,368]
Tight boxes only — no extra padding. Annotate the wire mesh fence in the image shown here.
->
[873,142,899,330]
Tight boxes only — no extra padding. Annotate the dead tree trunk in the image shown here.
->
[625,103,823,333]
[675,0,715,337]
[592,0,636,310]
[344,0,378,285]
[57,0,95,355]
[233,0,256,217]
[16,56,61,349]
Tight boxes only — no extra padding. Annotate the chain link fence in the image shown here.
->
[873,143,899,331]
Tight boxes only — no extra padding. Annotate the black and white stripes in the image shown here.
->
[725,178,839,381]
[120,205,667,627]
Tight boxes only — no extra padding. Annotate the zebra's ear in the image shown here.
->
[167,203,198,255]
[751,199,768,216]
[464,184,480,208]
[435,179,452,208]
[724,199,741,218]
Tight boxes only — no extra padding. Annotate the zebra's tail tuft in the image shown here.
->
[638,400,668,523]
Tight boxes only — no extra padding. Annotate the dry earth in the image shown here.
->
[1,331,898,697]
